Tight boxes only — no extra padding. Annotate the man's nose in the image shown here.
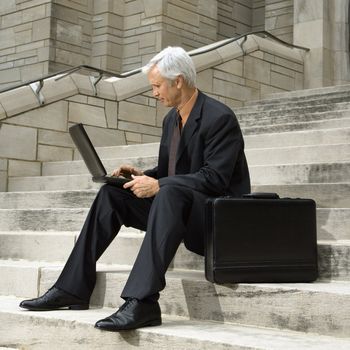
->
[152,87,159,97]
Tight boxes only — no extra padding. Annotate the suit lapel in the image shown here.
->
[176,91,204,162]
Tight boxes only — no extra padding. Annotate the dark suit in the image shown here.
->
[55,91,250,302]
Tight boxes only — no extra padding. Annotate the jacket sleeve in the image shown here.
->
[158,112,243,196]
[143,166,158,179]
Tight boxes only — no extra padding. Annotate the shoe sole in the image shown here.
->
[94,318,162,332]
[19,304,89,311]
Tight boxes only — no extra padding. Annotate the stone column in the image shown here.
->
[294,0,350,87]
[92,0,124,72]
[330,0,350,85]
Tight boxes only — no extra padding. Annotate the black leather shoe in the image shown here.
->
[95,298,161,331]
[19,287,89,311]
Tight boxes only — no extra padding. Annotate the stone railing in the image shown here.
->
[0,34,306,191]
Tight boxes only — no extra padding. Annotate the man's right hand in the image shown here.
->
[111,165,143,179]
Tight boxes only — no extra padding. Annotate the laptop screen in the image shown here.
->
[69,123,107,179]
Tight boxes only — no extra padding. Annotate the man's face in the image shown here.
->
[148,66,181,107]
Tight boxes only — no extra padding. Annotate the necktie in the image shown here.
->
[168,114,182,176]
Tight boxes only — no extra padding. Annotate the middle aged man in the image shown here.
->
[20,46,251,331]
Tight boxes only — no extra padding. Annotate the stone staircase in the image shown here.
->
[1,85,350,349]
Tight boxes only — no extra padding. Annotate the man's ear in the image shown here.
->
[176,75,184,89]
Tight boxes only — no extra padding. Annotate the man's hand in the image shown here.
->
[111,165,143,179]
[124,175,160,198]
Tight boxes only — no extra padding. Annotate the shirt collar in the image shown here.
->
[177,88,198,122]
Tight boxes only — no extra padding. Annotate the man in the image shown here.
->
[20,47,251,331]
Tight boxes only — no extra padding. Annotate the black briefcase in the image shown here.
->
[205,193,318,283]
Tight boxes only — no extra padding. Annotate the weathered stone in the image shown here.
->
[21,62,46,82]
[126,131,142,143]
[118,101,156,126]
[0,86,39,117]
[0,102,6,120]
[244,55,271,84]
[213,78,255,101]
[0,159,7,171]
[105,100,118,128]
[56,20,82,46]
[41,76,78,104]
[0,28,15,50]
[87,96,104,107]
[96,79,117,100]
[191,49,223,72]
[0,123,37,160]
[8,160,41,177]
[0,171,6,192]
[38,129,74,148]
[143,0,163,16]
[215,60,243,76]
[113,73,150,101]
[7,101,68,131]
[271,71,295,90]
[0,231,75,262]
[196,69,213,93]
[82,124,126,147]
[118,120,162,136]
[68,102,107,127]
[32,17,51,41]
[22,4,46,22]
[167,3,199,26]
[0,261,40,298]
[142,134,161,143]
[66,95,88,104]
[38,144,73,162]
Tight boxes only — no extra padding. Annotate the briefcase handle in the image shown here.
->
[242,192,280,199]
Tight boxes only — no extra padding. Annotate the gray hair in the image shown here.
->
[142,46,196,88]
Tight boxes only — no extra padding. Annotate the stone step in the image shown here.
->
[2,296,350,350]
[73,127,350,159]
[73,126,350,163]
[246,143,350,165]
[243,87,350,109]
[1,183,348,210]
[0,206,347,240]
[73,142,160,161]
[251,183,350,208]
[241,98,350,121]
[41,155,158,177]
[242,116,350,135]
[251,162,350,185]
[244,127,350,149]
[71,127,349,166]
[2,262,350,337]
[9,162,350,192]
[40,143,350,178]
[0,231,349,281]
[0,189,97,209]
[239,103,350,125]
[243,83,350,108]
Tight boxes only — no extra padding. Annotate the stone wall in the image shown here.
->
[50,0,93,72]
[252,0,266,32]
[0,0,52,89]
[0,35,305,191]
[1,0,271,88]
[265,0,294,43]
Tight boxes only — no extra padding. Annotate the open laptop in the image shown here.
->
[69,123,131,187]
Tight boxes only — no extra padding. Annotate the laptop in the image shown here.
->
[69,123,131,187]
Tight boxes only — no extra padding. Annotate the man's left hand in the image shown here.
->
[123,175,160,198]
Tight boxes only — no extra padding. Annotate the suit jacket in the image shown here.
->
[144,91,251,197]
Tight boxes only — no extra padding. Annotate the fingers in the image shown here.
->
[123,175,159,198]
[111,165,141,178]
